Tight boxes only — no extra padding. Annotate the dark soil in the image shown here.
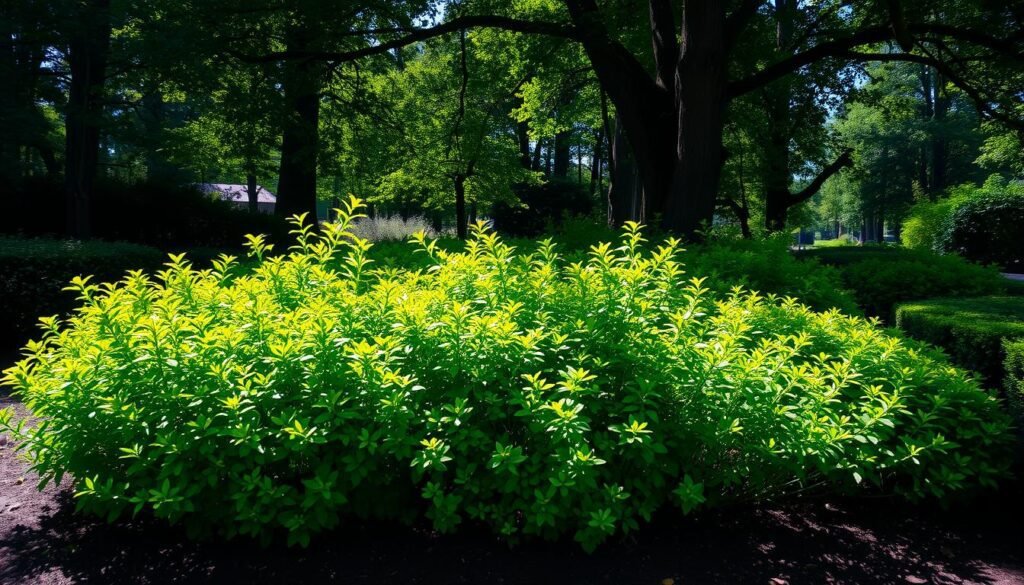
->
[1,396,1022,585]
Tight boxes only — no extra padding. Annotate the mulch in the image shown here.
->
[1,396,1023,585]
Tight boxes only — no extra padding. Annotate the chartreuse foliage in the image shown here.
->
[0,198,1013,550]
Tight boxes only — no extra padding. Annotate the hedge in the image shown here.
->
[0,238,166,350]
[797,247,1008,319]
[1006,340,1024,426]
[894,296,1024,388]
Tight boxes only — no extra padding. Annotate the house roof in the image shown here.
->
[196,183,277,204]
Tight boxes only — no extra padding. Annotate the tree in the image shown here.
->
[374,31,539,238]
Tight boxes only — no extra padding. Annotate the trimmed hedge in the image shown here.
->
[797,247,1008,319]
[943,185,1024,272]
[0,238,166,350]
[794,246,903,267]
[895,296,1024,388]
[1005,340,1024,425]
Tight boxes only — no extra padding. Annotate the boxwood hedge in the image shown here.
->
[895,296,1024,388]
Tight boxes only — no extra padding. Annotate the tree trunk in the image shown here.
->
[517,120,532,168]
[246,173,259,214]
[544,138,553,176]
[0,8,17,181]
[64,0,112,238]
[454,174,468,239]
[931,71,949,193]
[553,130,571,178]
[664,2,729,239]
[276,21,321,223]
[607,114,642,227]
[762,0,795,233]
[590,132,601,195]
[577,144,583,184]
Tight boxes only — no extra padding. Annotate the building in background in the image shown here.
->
[196,183,276,214]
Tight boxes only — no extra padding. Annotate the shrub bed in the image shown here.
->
[0,238,166,350]
[1,201,1012,550]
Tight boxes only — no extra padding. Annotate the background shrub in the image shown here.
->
[902,175,1024,272]
[940,178,1024,272]
[682,236,861,314]
[490,180,594,237]
[0,177,288,249]
[795,246,903,266]
[2,202,1012,550]
[902,197,958,252]
[894,296,1024,387]
[0,237,165,351]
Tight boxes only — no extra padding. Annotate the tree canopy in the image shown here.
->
[2,0,1022,240]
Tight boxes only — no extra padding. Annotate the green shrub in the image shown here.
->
[902,197,958,252]
[895,296,1024,387]
[942,179,1024,272]
[0,237,166,350]
[797,247,1008,319]
[902,175,1024,272]
[371,233,859,314]
[812,234,859,248]
[2,200,1012,550]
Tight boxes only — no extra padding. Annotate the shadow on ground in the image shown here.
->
[2,491,1022,584]
[1,395,1022,585]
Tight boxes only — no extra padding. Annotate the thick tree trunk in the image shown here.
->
[0,9,17,181]
[276,22,321,223]
[64,0,112,238]
[607,115,643,227]
[664,2,729,239]
[762,0,795,233]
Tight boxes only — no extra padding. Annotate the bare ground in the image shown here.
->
[1,396,1022,585]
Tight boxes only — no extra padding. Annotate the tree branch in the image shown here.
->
[790,149,852,204]
[229,15,578,63]
[729,21,1023,98]
[725,0,766,52]
[648,0,678,89]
